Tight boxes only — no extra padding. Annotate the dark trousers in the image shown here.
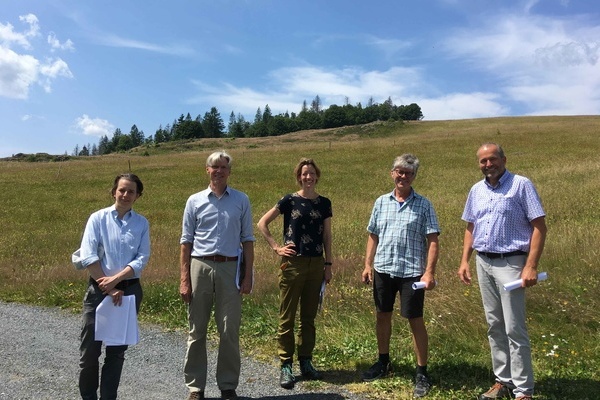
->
[79,280,142,400]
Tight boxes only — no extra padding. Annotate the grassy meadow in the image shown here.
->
[0,116,598,399]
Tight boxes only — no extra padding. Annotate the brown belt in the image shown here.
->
[196,255,238,262]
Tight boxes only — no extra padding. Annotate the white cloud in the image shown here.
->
[75,115,115,137]
[443,12,600,115]
[417,92,509,120]
[189,65,425,117]
[0,14,73,99]
[95,33,194,56]
[0,46,39,99]
[48,32,75,52]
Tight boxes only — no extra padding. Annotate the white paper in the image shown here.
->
[318,280,326,311]
[412,280,438,290]
[503,272,548,291]
[95,295,139,346]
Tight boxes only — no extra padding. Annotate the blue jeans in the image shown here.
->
[477,254,533,398]
[79,280,142,400]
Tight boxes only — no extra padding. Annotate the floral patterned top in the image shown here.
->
[276,193,332,257]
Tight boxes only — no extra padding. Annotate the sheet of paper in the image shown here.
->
[95,295,139,346]
[503,272,548,291]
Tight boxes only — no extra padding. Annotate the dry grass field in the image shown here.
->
[1,115,598,399]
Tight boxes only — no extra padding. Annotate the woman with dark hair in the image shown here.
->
[257,158,332,389]
[77,173,151,400]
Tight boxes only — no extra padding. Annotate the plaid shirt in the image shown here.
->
[367,190,440,278]
[462,170,545,253]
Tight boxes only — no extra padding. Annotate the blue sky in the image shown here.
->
[1,0,599,157]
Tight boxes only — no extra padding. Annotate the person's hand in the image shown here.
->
[239,276,253,295]
[109,289,124,306]
[421,271,436,290]
[275,243,296,257]
[521,265,538,288]
[96,276,118,294]
[458,261,472,285]
[361,266,373,284]
[324,265,333,284]
[180,281,192,304]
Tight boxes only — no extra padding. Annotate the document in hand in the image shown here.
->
[503,271,548,291]
[95,295,139,346]
[235,247,253,292]
[318,279,326,311]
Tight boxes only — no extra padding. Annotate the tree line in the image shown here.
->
[73,96,423,156]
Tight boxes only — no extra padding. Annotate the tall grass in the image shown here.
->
[1,116,598,399]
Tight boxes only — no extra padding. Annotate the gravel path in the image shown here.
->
[0,301,368,400]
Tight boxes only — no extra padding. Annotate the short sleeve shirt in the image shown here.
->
[367,190,440,278]
[462,170,545,253]
[276,193,332,257]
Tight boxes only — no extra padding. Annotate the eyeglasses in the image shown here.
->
[392,169,414,177]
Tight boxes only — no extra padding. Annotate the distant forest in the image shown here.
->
[73,96,423,156]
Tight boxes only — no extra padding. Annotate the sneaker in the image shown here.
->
[413,373,432,397]
[362,360,392,382]
[515,397,532,400]
[299,358,323,380]
[221,389,237,400]
[479,382,512,399]
[280,363,296,389]
[187,391,204,400]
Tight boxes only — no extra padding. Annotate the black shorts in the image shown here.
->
[373,270,424,319]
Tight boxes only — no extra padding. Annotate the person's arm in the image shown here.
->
[458,222,475,285]
[522,216,547,287]
[362,233,378,284]
[421,233,439,289]
[257,207,296,257]
[179,242,193,304]
[323,217,333,283]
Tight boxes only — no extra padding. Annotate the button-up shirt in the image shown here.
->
[462,170,545,253]
[180,186,255,257]
[79,205,150,278]
[367,190,440,278]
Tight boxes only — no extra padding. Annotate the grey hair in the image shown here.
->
[391,153,420,177]
[206,150,232,168]
[478,143,505,158]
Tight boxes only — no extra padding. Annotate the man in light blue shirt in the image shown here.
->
[180,150,255,400]
[361,154,440,398]
[458,143,547,400]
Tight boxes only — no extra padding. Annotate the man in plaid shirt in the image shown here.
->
[361,154,440,398]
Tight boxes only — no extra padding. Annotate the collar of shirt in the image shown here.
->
[484,169,511,189]
[387,188,414,208]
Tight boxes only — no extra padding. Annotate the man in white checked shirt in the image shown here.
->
[458,143,547,400]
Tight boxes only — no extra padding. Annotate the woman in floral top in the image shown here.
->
[257,158,332,389]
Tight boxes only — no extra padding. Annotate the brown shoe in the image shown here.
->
[187,391,204,400]
[479,382,512,399]
[516,397,532,400]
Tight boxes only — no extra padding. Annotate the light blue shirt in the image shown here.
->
[462,170,545,253]
[367,190,440,278]
[180,186,255,257]
[79,205,150,278]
